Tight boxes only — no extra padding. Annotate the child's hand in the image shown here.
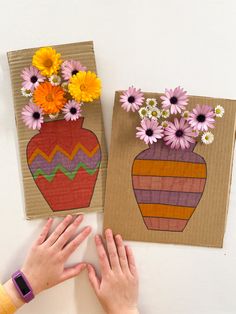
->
[4,214,91,308]
[21,215,91,295]
[87,229,139,314]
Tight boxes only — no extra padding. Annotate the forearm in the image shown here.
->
[3,279,24,312]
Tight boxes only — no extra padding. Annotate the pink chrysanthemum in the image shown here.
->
[22,102,44,130]
[120,86,144,112]
[62,100,82,121]
[136,118,164,144]
[161,86,188,114]
[21,66,45,90]
[61,60,87,81]
[188,105,215,131]
[164,118,195,150]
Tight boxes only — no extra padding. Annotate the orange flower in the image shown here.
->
[34,82,67,114]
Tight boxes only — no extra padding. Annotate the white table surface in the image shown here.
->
[0,0,236,313]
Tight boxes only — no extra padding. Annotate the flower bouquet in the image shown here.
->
[21,46,101,128]
[120,86,224,148]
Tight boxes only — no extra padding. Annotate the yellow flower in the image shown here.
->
[68,71,101,103]
[32,47,62,77]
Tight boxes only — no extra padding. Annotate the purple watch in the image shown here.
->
[12,270,34,303]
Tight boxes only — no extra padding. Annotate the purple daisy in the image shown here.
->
[62,100,82,121]
[136,118,164,144]
[188,105,215,131]
[61,60,87,81]
[22,102,44,130]
[21,66,45,90]
[120,86,144,112]
[161,86,188,114]
[164,118,195,150]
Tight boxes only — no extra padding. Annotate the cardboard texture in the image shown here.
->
[103,91,236,247]
[8,41,107,219]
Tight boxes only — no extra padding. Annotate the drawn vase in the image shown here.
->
[132,140,207,232]
[27,118,101,211]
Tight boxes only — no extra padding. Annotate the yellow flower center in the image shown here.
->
[141,109,146,115]
[216,109,220,114]
[46,93,54,102]
[44,59,53,68]
[149,100,154,106]
[80,84,86,91]
[152,111,157,116]
[205,136,209,140]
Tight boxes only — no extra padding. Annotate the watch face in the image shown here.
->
[15,275,30,295]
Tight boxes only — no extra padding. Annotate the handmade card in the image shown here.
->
[8,41,107,219]
[104,87,236,247]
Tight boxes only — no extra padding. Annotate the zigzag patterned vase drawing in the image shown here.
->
[27,118,101,211]
[132,140,207,232]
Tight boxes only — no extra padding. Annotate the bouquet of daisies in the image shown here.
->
[21,47,101,130]
[120,86,224,150]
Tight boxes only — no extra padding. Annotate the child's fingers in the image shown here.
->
[36,218,53,245]
[125,245,138,278]
[87,264,100,295]
[105,229,121,272]
[45,215,73,246]
[60,263,87,282]
[115,234,129,273]
[95,235,111,275]
[62,226,91,260]
[53,215,84,249]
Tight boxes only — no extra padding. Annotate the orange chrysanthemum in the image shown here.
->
[34,82,67,114]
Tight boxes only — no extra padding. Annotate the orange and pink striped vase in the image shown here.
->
[132,141,207,232]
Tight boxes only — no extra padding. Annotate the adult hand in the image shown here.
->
[87,229,139,314]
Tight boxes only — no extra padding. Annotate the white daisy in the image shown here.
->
[148,107,161,120]
[49,112,59,120]
[161,109,170,119]
[161,121,169,128]
[182,110,190,119]
[138,107,149,119]
[21,87,32,97]
[61,82,68,92]
[49,75,61,86]
[146,98,157,107]
[215,105,225,118]
[201,131,214,144]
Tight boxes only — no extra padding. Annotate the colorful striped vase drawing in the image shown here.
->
[27,118,101,211]
[132,140,207,232]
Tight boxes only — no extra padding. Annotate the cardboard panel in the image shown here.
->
[104,91,236,247]
[8,41,107,219]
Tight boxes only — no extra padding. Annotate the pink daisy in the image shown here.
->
[164,118,195,150]
[188,105,215,131]
[136,118,164,144]
[21,66,45,90]
[22,102,44,130]
[62,100,82,121]
[161,86,188,114]
[61,60,87,81]
[120,86,144,112]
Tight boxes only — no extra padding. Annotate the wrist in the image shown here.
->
[20,267,40,296]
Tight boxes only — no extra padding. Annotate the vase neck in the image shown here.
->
[149,139,196,152]
[40,117,84,133]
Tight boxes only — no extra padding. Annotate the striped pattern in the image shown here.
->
[132,141,207,232]
[28,143,100,182]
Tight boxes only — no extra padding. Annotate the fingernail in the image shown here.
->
[105,228,112,235]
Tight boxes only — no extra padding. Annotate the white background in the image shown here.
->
[0,0,236,313]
